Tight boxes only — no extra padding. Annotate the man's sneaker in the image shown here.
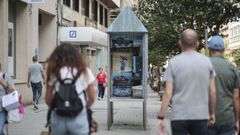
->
[98,97,101,101]
[32,101,39,109]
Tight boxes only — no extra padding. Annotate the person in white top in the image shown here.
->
[45,44,96,135]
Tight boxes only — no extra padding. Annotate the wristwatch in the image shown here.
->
[157,116,164,120]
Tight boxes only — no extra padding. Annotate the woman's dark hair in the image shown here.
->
[46,43,87,83]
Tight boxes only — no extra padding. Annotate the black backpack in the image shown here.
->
[50,74,83,117]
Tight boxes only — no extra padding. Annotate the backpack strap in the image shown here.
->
[72,71,81,84]
[3,73,5,80]
[57,71,81,85]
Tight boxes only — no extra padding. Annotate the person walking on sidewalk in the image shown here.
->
[45,44,96,135]
[28,56,45,110]
[207,35,240,135]
[97,67,107,100]
[158,29,217,135]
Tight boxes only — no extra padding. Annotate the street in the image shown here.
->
[8,90,171,135]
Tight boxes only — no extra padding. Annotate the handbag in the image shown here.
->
[2,90,19,111]
[8,108,21,123]
[7,94,24,123]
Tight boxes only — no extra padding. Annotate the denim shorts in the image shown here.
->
[51,107,89,135]
[0,111,6,135]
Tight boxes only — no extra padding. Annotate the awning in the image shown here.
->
[60,27,107,47]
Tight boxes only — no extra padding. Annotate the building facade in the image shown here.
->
[59,0,119,75]
[0,0,136,103]
[0,0,57,104]
[229,22,240,50]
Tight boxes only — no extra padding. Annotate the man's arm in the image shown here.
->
[158,81,173,134]
[209,78,216,125]
[41,70,45,84]
[233,89,239,132]
[159,82,173,117]
[27,72,31,88]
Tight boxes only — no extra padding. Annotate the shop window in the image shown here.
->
[105,8,108,27]
[73,0,79,12]
[87,50,91,56]
[82,0,89,17]
[63,0,71,7]
[92,50,96,56]
[100,4,103,25]
[92,0,98,21]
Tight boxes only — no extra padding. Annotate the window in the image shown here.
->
[104,8,108,27]
[82,0,89,17]
[63,0,71,7]
[238,25,240,34]
[99,4,103,25]
[231,28,234,37]
[233,27,237,36]
[73,0,79,12]
[92,0,98,21]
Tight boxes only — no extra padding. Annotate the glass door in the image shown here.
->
[8,23,15,77]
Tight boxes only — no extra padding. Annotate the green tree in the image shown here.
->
[137,0,240,65]
[232,49,240,67]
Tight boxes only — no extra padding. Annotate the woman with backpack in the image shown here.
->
[45,44,96,135]
[0,63,15,135]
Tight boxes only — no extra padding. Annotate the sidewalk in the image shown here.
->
[8,90,172,135]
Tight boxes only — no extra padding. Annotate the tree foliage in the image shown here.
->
[137,0,240,65]
[232,49,240,67]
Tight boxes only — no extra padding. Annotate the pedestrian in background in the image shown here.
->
[207,35,240,135]
[45,44,96,135]
[0,63,15,135]
[97,67,107,100]
[158,29,216,135]
[27,56,45,110]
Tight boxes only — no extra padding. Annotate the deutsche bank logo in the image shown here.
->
[69,31,77,38]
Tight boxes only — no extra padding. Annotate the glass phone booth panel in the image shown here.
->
[110,34,144,98]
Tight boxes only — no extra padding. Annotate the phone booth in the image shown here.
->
[107,6,148,130]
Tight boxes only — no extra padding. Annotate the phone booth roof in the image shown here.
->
[107,6,148,33]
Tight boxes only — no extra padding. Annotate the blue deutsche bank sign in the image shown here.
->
[69,31,77,38]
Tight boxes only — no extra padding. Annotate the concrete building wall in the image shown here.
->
[60,0,113,74]
[35,0,57,15]
[38,13,57,62]
[0,0,116,103]
[0,0,9,72]
[0,0,58,104]
[15,2,31,81]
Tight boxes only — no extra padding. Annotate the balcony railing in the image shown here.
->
[230,35,240,44]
